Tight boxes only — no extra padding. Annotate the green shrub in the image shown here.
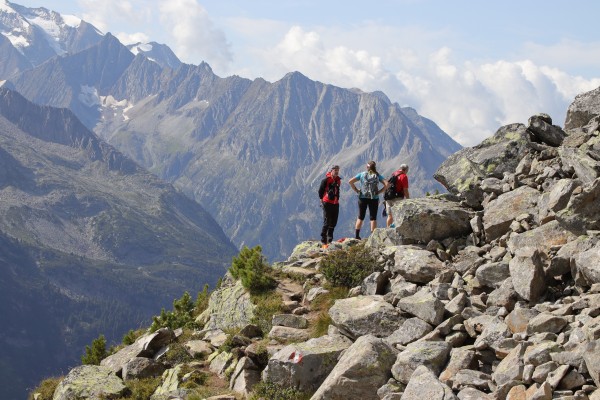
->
[250,290,284,335]
[229,246,276,294]
[150,291,198,332]
[194,284,210,317]
[122,329,145,346]
[122,377,161,400]
[162,342,193,366]
[320,243,380,288]
[28,376,63,400]
[81,334,108,365]
[249,381,311,400]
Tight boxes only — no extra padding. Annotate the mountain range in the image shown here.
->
[0,0,462,261]
[0,2,463,398]
[0,85,237,399]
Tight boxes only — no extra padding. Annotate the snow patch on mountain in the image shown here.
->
[101,95,133,121]
[61,14,81,28]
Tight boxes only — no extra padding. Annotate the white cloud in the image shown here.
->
[116,32,151,46]
[249,25,600,147]
[158,0,232,72]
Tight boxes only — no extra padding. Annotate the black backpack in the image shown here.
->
[383,173,404,200]
[327,179,340,200]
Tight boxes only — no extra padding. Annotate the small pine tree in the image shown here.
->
[229,246,275,293]
[150,291,196,332]
[81,334,108,365]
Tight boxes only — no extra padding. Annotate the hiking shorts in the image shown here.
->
[385,198,403,214]
[358,198,379,221]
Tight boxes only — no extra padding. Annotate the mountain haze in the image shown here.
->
[0,87,237,399]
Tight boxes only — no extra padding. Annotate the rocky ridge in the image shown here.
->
[41,87,600,399]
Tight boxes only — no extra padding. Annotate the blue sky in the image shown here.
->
[15,0,600,146]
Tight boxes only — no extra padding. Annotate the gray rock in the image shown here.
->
[509,247,546,302]
[53,365,128,400]
[262,334,352,393]
[361,270,391,295]
[557,178,600,234]
[397,289,446,326]
[184,340,214,358]
[483,186,540,241]
[400,365,458,400]
[583,340,600,387]
[391,340,452,384]
[209,351,234,378]
[329,295,405,339]
[528,115,566,147]
[524,341,563,366]
[457,387,492,399]
[559,146,600,184]
[392,245,447,283]
[199,279,256,331]
[391,197,473,243]
[575,242,600,285]
[507,220,576,260]
[229,357,261,397]
[100,328,175,374]
[439,347,477,385]
[452,369,492,391]
[385,317,433,346]
[311,335,397,400]
[122,357,166,380]
[475,261,510,288]
[565,86,600,130]
[492,342,527,386]
[272,314,309,329]
[268,326,310,342]
[526,313,569,335]
[434,123,532,208]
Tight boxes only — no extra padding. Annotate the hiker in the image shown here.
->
[384,163,410,227]
[348,161,388,239]
[318,165,341,248]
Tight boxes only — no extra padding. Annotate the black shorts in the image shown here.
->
[358,198,379,221]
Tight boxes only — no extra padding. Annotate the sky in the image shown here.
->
[14,0,600,146]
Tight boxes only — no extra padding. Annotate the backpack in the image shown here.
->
[362,172,379,199]
[384,172,405,200]
[327,179,340,200]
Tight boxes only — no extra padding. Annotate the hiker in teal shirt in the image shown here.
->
[348,161,388,240]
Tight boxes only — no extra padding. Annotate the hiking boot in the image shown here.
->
[322,244,329,249]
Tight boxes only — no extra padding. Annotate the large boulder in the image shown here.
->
[262,334,352,393]
[574,242,600,285]
[329,295,405,339]
[434,123,532,207]
[559,146,600,184]
[392,245,447,283]
[506,220,576,258]
[197,277,256,331]
[508,247,546,302]
[390,197,473,243]
[401,365,458,400]
[557,178,600,234]
[100,328,175,374]
[565,86,600,130]
[483,186,540,241]
[391,341,452,384]
[311,335,398,400]
[396,289,446,326]
[53,365,128,400]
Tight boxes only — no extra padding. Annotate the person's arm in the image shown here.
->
[318,178,326,199]
[378,179,388,195]
[349,176,360,194]
[404,188,410,199]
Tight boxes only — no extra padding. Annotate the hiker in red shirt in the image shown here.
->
[385,164,410,227]
[318,165,341,248]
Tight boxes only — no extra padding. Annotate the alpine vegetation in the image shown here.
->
[32,85,600,399]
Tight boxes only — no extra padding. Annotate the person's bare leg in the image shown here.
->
[370,220,377,232]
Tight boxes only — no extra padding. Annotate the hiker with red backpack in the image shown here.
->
[348,161,388,240]
[384,163,410,227]
[318,165,342,248]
